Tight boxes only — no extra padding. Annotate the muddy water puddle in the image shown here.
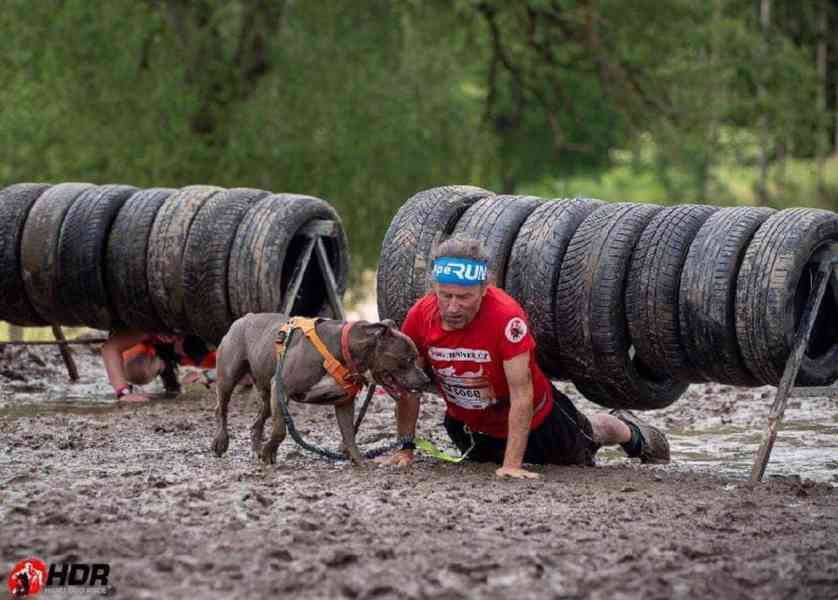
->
[0,384,204,418]
[2,383,113,412]
[665,421,838,483]
[575,384,838,484]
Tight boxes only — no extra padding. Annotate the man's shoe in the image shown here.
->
[611,409,670,464]
[159,360,181,394]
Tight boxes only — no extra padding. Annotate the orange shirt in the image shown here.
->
[122,335,216,369]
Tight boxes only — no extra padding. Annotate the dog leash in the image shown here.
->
[274,384,402,460]
[353,383,375,433]
[273,324,402,461]
[415,429,475,463]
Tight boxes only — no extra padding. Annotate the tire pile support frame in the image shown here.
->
[278,219,376,432]
[751,243,838,482]
[280,219,346,320]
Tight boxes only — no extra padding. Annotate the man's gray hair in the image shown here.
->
[427,235,493,288]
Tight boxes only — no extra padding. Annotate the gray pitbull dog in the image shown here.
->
[210,313,429,464]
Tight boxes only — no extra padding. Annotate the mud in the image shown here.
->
[1,343,837,599]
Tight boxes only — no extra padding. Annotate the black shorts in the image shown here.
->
[443,385,599,466]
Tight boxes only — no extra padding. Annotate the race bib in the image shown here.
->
[435,367,495,410]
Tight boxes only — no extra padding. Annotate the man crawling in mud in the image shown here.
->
[378,236,670,479]
[101,332,217,401]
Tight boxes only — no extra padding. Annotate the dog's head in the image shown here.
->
[357,319,430,395]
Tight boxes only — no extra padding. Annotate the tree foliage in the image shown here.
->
[0,0,835,272]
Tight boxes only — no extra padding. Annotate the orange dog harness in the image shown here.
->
[275,317,364,405]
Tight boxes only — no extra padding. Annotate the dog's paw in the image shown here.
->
[250,431,264,456]
[259,445,277,465]
[211,433,229,457]
[347,450,365,466]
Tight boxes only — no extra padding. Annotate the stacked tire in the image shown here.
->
[377,186,838,410]
[1,183,349,344]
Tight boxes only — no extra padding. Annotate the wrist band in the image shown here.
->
[115,384,134,399]
[398,434,416,451]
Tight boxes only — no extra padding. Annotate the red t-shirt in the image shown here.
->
[401,286,553,438]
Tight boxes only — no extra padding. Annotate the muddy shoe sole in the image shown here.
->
[611,409,671,464]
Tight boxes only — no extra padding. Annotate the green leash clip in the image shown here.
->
[415,432,475,464]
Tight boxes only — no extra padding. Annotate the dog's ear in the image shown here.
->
[363,322,391,338]
[380,319,397,330]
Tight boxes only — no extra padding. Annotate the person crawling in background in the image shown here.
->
[101,332,217,401]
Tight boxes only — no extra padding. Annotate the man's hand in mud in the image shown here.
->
[375,449,414,467]
[496,466,541,479]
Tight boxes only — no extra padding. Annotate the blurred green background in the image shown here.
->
[2,0,836,279]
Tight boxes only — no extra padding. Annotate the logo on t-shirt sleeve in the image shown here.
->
[504,317,527,343]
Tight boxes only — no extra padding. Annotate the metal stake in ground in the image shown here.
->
[51,325,79,382]
[750,260,835,482]
[0,327,102,382]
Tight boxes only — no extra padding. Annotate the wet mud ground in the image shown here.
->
[1,343,837,599]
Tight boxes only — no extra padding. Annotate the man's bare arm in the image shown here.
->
[102,330,150,401]
[498,352,540,479]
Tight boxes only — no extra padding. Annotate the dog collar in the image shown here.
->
[340,322,417,402]
[340,321,363,377]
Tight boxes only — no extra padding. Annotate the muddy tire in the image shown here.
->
[505,197,603,378]
[573,379,625,410]
[229,194,348,318]
[376,185,492,326]
[56,185,139,329]
[20,183,95,324]
[147,186,223,333]
[626,204,718,380]
[451,195,543,288]
[735,208,838,385]
[555,203,627,382]
[679,207,775,385]
[106,188,175,332]
[183,188,270,343]
[556,203,686,409]
[0,183,52,325]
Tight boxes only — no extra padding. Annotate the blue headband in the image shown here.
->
[432,256,488,286]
